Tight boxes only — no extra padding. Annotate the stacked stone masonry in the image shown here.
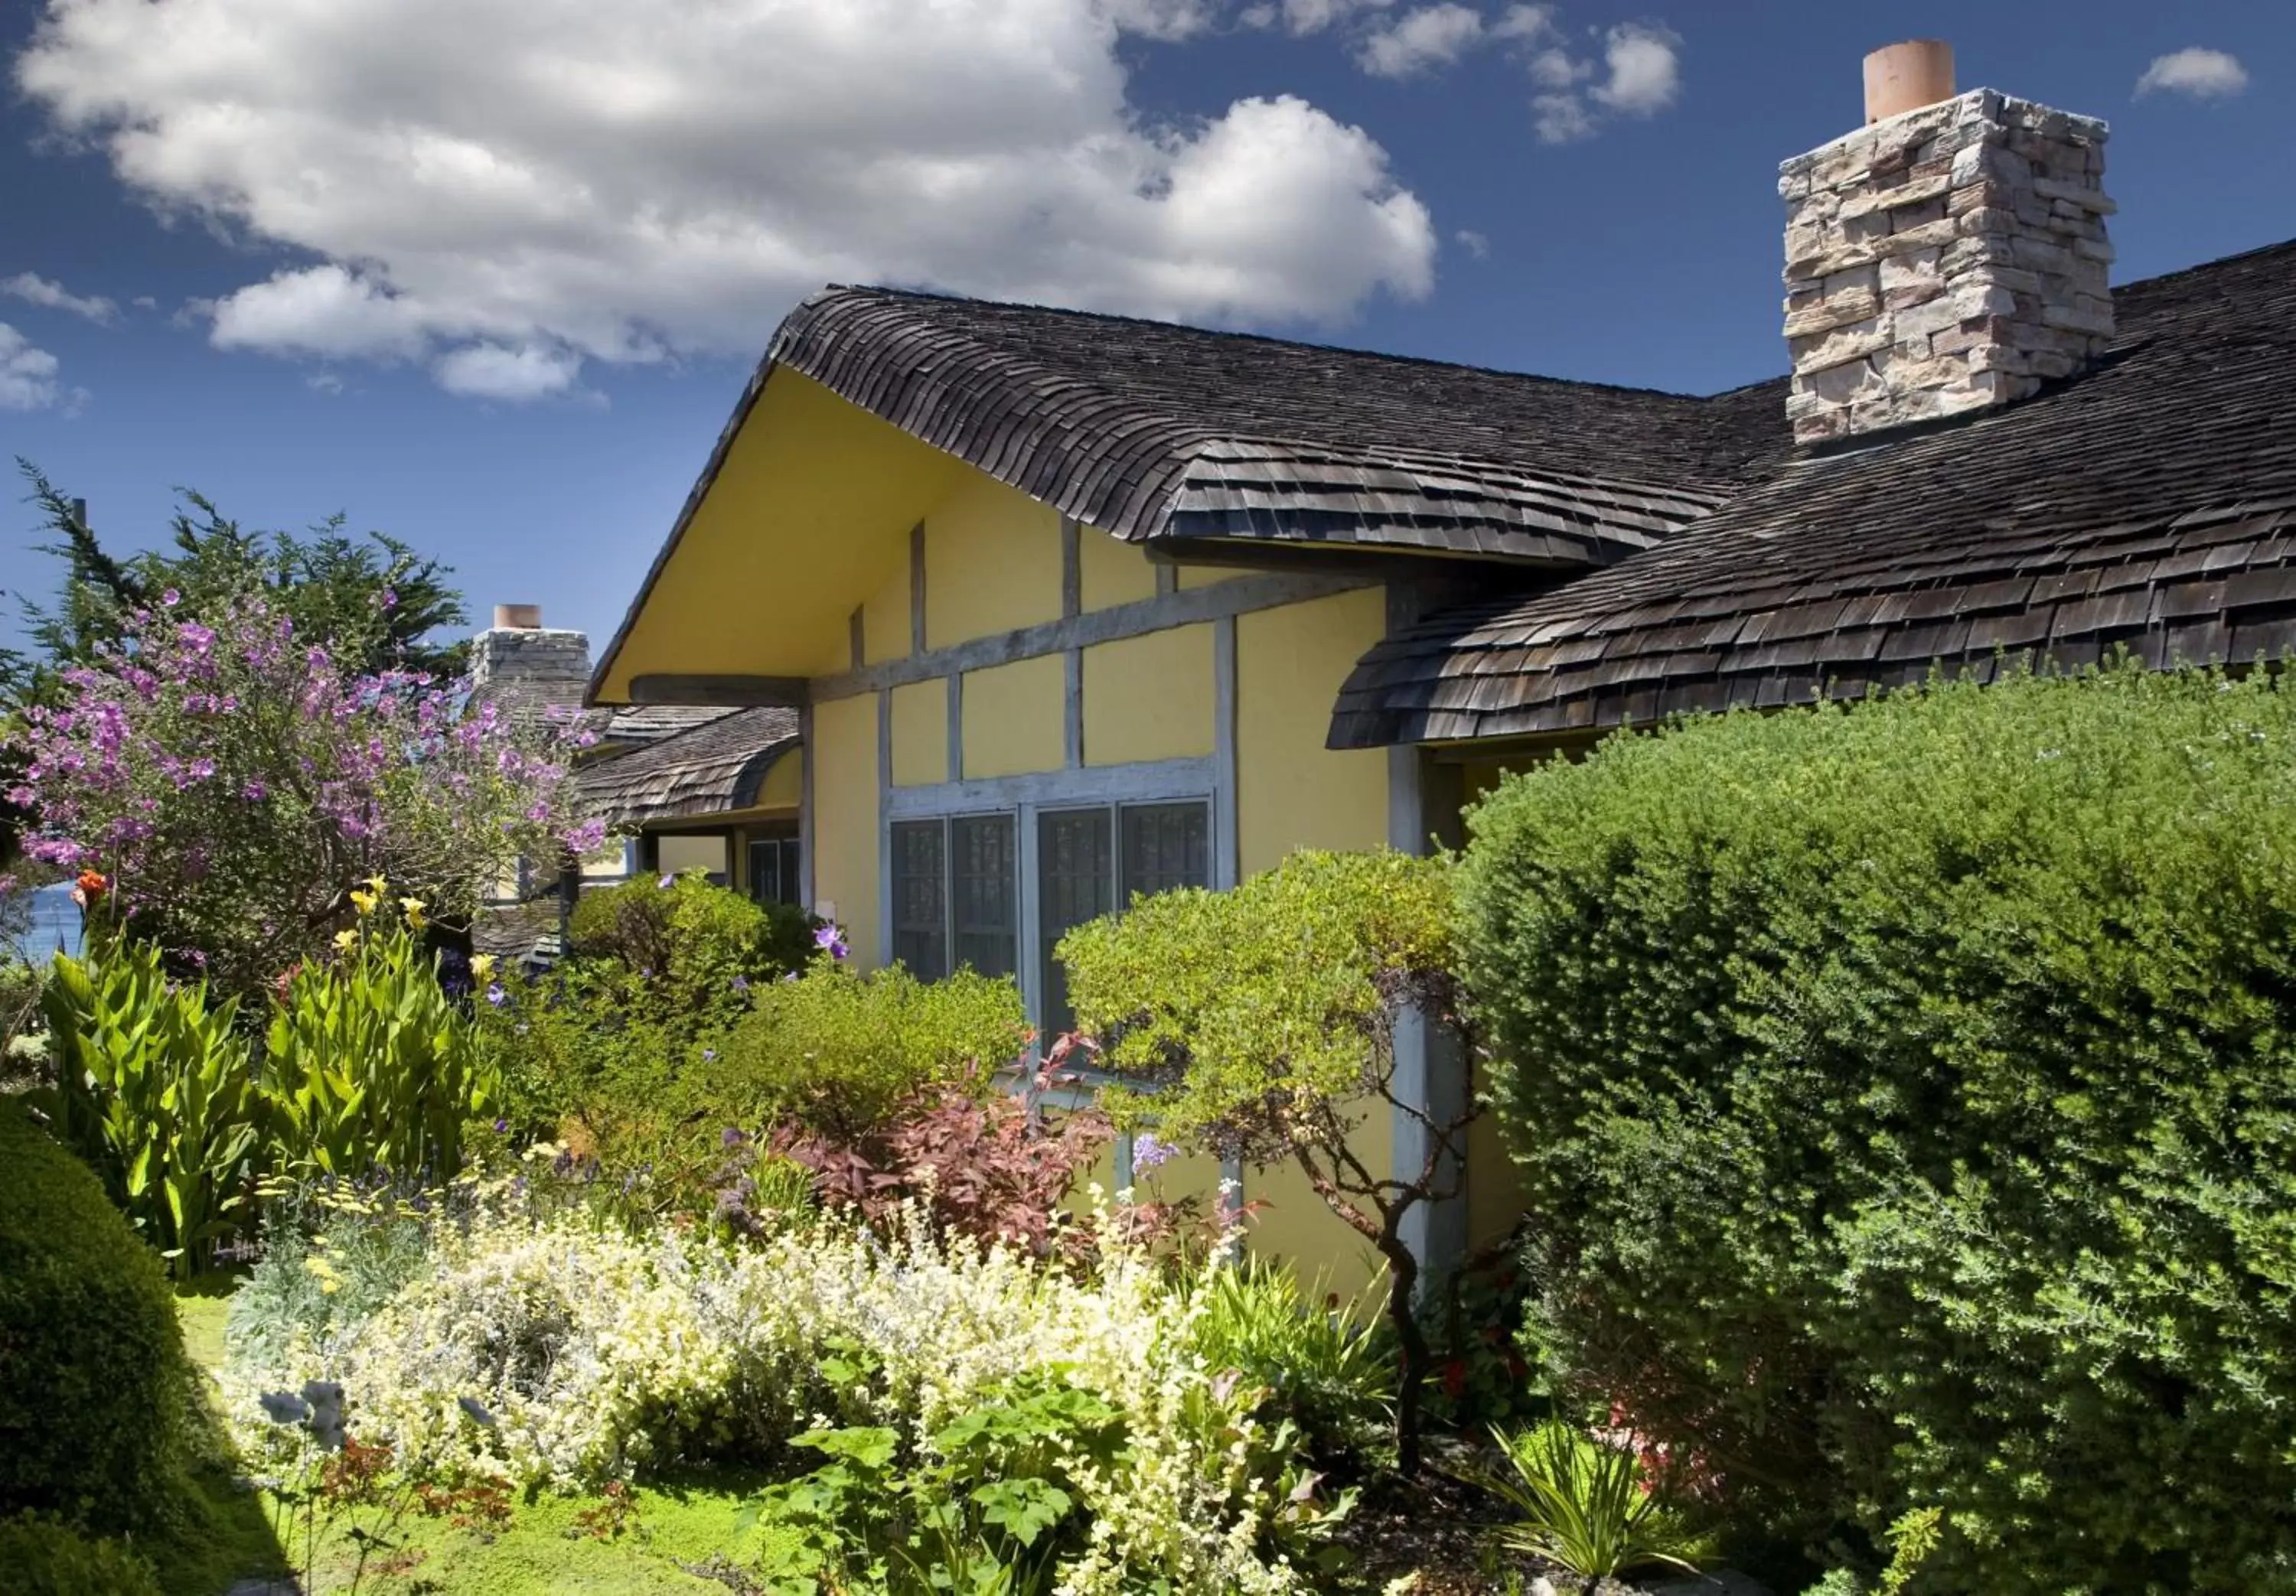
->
[470,627,593,717]
[1779,89,2115,444]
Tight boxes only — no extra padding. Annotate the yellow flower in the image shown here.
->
[333,928,360,953]
[400,897,429,930]
[470,953,497,982]
[365,873,389,896]
[348,888,377,916]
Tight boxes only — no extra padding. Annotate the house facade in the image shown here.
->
[589,41,2296,1288]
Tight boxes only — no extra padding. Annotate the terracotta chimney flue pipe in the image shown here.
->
[1864,39,1954,123]
[494,603,543,630]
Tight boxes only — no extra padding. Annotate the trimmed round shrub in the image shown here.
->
[0,1097,191,1536]
[0,1512,163,1596]
[1457,663,2296,1594]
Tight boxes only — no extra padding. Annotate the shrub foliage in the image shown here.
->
[1456,663,2296,1592]
[566,871,814,1022]
[0,1097,192,1538]
[1062,848,1468,1473]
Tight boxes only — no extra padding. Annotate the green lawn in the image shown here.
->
[174,1282,767,1596]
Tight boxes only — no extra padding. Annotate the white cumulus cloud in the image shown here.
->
[2135,47,2249,101]
[0,322,64,410]
[15,0,1436,399]
[1358,4,1484,77]
[2,272,119,324]
[1518,19,1680,142]
[1266,0,1392,33]
[434,343,585,402]
[1590,21,1680,114]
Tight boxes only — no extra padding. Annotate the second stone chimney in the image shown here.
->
[470,604,593,720]
[1779,41,2115,445]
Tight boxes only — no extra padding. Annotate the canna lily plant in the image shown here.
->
[264,882,493,1183]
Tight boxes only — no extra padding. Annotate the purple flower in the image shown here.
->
[1131,1132,1176,1173]
[485,983,507,1006]
[658,873,675,889]
[720,1127,748,1148]
[730,976,749,993]
[702,1048,717,1061]
[814,923,850,961]
[493,1118,510,1134]
[161,588,181,607]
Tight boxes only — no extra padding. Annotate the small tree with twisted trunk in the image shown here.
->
[1058,847,1474,1474]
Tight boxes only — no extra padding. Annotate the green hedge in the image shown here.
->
[1456,664,2296,1594]
[0,1097,191,1539]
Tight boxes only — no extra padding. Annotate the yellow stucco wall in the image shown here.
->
[1078,529,1157,612]
[1235,588,1390,875]
[1081,625,1214,767]
[758,750,804,809]
[925,474,1063,649]
[657,834,729,877]
[962,656,1066,779]
[890,680,948,787]
[811,693,879,962]
[862,538,912,666]
[1176,563,1245,590]
[1466,1106,1527,1256]
[599,373,957,695]
[1244,1122,1393,1301]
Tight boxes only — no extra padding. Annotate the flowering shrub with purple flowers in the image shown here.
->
[7,594,601,996]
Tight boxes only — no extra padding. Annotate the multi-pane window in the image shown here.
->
[1038,809,1114,1036]
[889,799,1210,1033]
[890,820,950,979]
[1039,799,1212,1035]
[891,815,1019,982]
[951,816,1019,979]
[1121,803,1209,899]
[747,835,804,907]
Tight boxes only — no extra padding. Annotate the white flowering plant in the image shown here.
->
[224,1179,1355,1593]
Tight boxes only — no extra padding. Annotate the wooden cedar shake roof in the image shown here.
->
[577,707,800,830]
[1331,237,2296,748]
[751,288,1788,565]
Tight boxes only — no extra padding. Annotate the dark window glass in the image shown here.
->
[748,836,804,907]
[748,839,782,905]
[1038,808,1114,1036]
[1120,802,1210,902]
[890,820,948,980]
[951,814,1017,977]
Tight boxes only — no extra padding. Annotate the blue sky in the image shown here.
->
[2,0,2288,656]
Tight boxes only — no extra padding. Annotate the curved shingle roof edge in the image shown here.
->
[589,285,1792,702]
[577,705,802,830]
[1328,236,2296,751]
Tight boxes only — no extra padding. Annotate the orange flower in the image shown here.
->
[74,869,109,897]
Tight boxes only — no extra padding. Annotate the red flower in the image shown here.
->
[1440,1360,1469,1399]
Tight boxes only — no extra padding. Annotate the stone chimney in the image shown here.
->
[469,604,592,719]
[1779,41,2115,445]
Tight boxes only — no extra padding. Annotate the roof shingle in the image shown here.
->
[1331,237,2296,748]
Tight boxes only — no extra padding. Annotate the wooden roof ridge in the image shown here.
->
[589,285,1795,702]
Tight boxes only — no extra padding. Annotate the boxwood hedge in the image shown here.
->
[0,1096,192,1539]
[1457,663,2296,1594]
